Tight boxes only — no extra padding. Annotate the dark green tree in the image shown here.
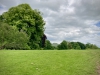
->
[67,42,73,49]
[70,42,81,49]
[0,4,45,49]
[86,43,98,49]
[0,22,30,50]
[77,42,86,49]
[44,40,53,50]
[58,40,68,50]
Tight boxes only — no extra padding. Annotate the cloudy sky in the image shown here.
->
[0,0,100,47]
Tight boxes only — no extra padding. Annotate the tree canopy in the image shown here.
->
[44,40,54,50]
[0,3,45,49]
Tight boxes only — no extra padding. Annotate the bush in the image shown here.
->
[0,22,30,50]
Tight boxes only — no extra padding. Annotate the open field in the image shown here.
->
[0,50,100,75]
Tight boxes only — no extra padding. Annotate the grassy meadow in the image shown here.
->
[0,50,100,75]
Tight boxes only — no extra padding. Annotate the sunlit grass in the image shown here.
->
[0,50,100,75]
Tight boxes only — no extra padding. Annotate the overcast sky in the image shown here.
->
[0,0,100,47]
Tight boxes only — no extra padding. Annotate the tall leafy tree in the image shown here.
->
[0,4,45,49]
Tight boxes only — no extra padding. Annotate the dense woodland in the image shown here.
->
[0,4,99,50]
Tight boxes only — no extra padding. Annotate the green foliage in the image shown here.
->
[77,42,86,49]
[0,22,30,50]
[0,3,45,49]
[70,42,81,49]
[86,43,98,49]
[58,40,68,50]
[57,40,98,50]
[44,40,54,50]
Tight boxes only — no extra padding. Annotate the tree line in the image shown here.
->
[42,40,99,50]
[0,3,99,50]
[56,40,98,50]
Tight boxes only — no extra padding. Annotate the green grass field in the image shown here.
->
[0,50,100,75]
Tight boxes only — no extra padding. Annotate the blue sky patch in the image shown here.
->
[95,21,100,27]
[0,5,3,9]
[97,33,100,35]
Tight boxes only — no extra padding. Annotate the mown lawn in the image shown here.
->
[0,50,100,75]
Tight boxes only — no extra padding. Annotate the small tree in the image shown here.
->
[86,43,98,49]
[67,42,73,49]
[77,42,86,49]
[44,40,53,50]
[58,40,68,50]
[70,42,81,49]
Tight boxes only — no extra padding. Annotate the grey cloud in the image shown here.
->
[72,0,100,20]
[0,0,20,9]
[19,0,68,11]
